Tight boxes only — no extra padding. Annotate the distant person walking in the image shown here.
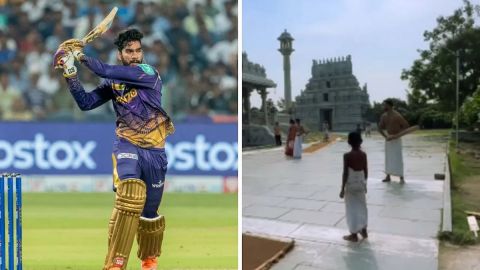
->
[339,132,368,242]
[285,119,297,157]
[365,123,371,137]
[378,99,410,184]
[356,123,363,136]
[274,122,282,146]
[293,118,306,159]
[323,121,330,142]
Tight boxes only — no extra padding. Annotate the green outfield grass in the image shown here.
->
[20,192,237,269]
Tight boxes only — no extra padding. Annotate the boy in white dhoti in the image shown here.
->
[339,132,368,242]
[378,99,410,184]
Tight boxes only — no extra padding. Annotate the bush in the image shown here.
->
[418,108,453,129]
[438,230,477,245]
[459,88,480,129]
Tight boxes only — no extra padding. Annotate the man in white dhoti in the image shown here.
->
[378,99,410,184]
[293,118,306,159]
[339,132,368,242]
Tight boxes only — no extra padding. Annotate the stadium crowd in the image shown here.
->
[0,0,238,121]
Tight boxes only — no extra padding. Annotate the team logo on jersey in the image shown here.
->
[152,179,164,188]
[116,89,137,104]
[117,153,138,160]
[112,83,126,91]
[138,64,155,75]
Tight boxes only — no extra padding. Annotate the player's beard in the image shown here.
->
[120,55,143,66]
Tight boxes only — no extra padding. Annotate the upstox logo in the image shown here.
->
[0,134,97,170]
[165,135,237,173]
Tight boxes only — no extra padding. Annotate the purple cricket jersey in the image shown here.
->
[66,56,174,148]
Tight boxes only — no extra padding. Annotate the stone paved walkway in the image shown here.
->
[243,133,447,270]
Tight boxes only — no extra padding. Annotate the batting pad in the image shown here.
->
[107,208,118,248]
[137,215,166,260]
[104,179,146,270]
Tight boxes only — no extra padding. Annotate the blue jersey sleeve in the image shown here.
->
[81,56,161,90]
[66,77,112,111]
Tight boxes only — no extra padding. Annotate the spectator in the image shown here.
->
[207,84,231,114]
[37,9,62,39]
[204,0,221,18]
[8,58,30,93]
[23,72,50,120]
[61,0,80,35]
[183,3,215,36]
[213,0,235,34]
[0,72,22,118]
[48,77,78,121]
[3,96,34,121]
[24,42,50,75]
[117,0,135,26]
[205,28,236,65]
[37,68,60,96]
[45,24,68,53]
[151,3,172,34]
[20,0,47,23]
[0,30,16,64]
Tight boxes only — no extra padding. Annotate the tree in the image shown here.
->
[401,0,480,112]
[365,102,383,123]
[459,87,480,128]
[262,98,277,114]
[276,98,286,112]
[275,98,295,114]
[367,98,409,123]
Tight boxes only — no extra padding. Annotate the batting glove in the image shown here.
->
[61,52,77,78]
[72,49,85,62]
[53,48,67,69]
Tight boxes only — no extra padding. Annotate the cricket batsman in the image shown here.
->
[53,28,174,270]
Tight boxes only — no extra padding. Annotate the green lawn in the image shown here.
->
[20,192,237,269]
[440,140,480,245]
[414,128,451,137]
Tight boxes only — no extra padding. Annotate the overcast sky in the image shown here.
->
[243,0,465,107]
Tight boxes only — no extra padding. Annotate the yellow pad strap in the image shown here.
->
[137,215,166,260]
[104,179,146,270]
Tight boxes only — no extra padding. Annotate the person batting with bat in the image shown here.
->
[378,99,419,184]
[53,27,174,270]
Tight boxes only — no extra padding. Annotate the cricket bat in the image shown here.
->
[54,7,118,69]
[388,125,419,140]
[395,125,419,138]
[82,6,118,44]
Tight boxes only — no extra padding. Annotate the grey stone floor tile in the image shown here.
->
[243,217,301,236]
[279,198,328,211]
[379,206,441,222]
[243,194,289,207]
[278,209,344,226]
[243,205,291,219]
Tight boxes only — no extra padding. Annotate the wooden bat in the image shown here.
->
[388,125,419,140]
[54,7,118,69]
[82,6,118,44]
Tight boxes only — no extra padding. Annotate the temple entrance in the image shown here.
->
[320,109,332,131]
